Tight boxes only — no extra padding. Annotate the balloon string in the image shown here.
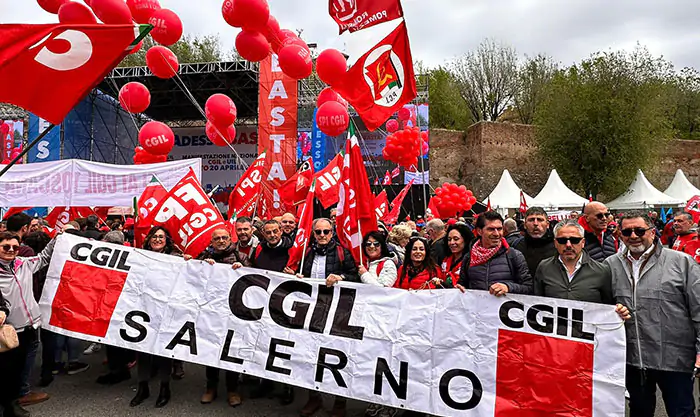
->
[108,78,145,135]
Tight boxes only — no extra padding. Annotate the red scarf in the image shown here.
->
[470,239,504,267]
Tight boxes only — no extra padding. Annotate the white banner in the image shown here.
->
[40,234,626,417]
[0,159,201,207]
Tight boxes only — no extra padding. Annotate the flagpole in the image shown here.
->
[0,123,56,179]
[357,219,364,265]
[419,140,428,217]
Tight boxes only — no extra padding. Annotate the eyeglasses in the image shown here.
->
[212,236,230,242]
[364,241,381,248]
[1,245,19,252]
[314,229,332,236]
[595,213,611,220]
[555,237,583,245]
[151,235,166,240]
[620,227,652,237]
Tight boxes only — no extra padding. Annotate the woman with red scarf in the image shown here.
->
[394,237,443,290]
[441,224,472,287]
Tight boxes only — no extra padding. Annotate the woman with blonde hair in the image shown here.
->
[387,224,412,265]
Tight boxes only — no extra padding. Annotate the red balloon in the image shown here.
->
[222,0,270,31]
[386,119,399,133]
[58,2,98,23]
[205,122,236,147]
[146,46,179,79]
[282,35,309,51]
[263,15,280,51]
[316,87,343,108]
[205,94,237,127]
[316,49,347,86]
[278,44,312,80]
[139,121,174,156]
[316,101,349,137]
[118,82,151,114]
[148,8,183,46]
[126,0,161,24]
[37,0,69,14]
[235,30,270,63]
[398,107,411,121]
[89,0,133,24]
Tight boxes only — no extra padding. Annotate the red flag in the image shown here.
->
[384,180,414,224]
[279,159,314,207]
[329,0,404,34]
[391,166,400,178]
[382,170,392,185]
[3,207,30,220]
[486,197,492,212]
[45,207,93,229]
[686,195,700,224]
[519,190,528,215]
[335,21,417,131]
[134,175,168,248]
[374,190,389,220]
[336,128,378,263]
[0,24,147,124]
[286,180,316,271]
[427,197,441,220]
[147,169,227,257]
[228,152,267,218]
[374,178,379,185]
[314,153,344,209]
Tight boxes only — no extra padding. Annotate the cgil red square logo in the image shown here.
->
[495,329,594,417]
[50,260,129,338]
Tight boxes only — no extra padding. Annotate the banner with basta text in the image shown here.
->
[40,233,626,417]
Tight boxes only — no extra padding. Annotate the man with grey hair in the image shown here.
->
[671,211,699,263]
[606,210,700,416]
[425,218,448,264]
[503,218,521,247]
[102,231,125,245]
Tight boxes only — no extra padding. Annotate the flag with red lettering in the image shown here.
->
[382,170,392,186]
[147,169,227,257]
[314,153,344,209]
[427,197,441,220]
[0,24,148,125]
[384,179,413,224]
[134,175,168,248]
[336,125,378,263]
[279,159,314,207]
[519,190,528,215]
[335,21,416,131]
[329,0,404,34]
[228,152,267,218]
[374,190,389,220]
[391,166,400,178]
[286,180,316,271]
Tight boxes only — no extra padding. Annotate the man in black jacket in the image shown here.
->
[456,211,532,296]
[514,207,557,276]
[81,215,103,240]
[578,202,617,262]
[425,219,449,265]
[251,220,292,272]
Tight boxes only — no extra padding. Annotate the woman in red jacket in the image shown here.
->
[394,237,443,290]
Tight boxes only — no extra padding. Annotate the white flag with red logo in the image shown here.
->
[286,180,316,272]
[228,152,267,218]
[314,153,344,209]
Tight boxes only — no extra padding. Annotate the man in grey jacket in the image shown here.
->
[606,211,700,417]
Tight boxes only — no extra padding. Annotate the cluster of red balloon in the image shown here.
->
[204,94,238,147]
[315,87,350,136]
[134,121,174,164]
[433,183,477,218]
[382,127,424,168]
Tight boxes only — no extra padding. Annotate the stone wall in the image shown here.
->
[430,121,700,200]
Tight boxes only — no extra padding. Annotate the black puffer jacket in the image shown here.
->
[301,240,359,282]
[253,236,292,272]
[457,245,533,294]
[579,217,617,262]
[513,231,557,276]
[197,244,240,265]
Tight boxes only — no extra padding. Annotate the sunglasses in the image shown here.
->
[620,227,651,237]
[212,236,230,242]
[314,229,332,236]
[364,241,381,248]
[555,237,583,245]
[595,213,611,220]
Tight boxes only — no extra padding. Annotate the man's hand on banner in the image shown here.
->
[326,274,343,287]
[0,311,5,326]
[489,283,509,297]
[615,304,631,321]
[430,277,443,287]
[183,254,193,261]
[232,262,243,270]
[204,259,215,265]
[282,266,294,275]
[455,284,466,293]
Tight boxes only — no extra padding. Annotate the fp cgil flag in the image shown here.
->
[0,24,149,124]
[328,0,404,34]
[279,159,314,207]
[228,152,267,218]
[374,190,389,220]
[335,20,417,131]
[314,152,344,209]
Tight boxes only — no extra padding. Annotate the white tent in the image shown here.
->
[534,170,588,209]
[663,169,700,202]
[606,170,685,210]
[483,170,545,210]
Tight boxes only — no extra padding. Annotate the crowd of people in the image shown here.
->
[0,202,699,417]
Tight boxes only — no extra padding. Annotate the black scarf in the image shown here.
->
[312,240,335,256]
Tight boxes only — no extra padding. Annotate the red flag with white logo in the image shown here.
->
[228,152,267,218]
[336,126,378,263]
[0,24,148,124]
[146,169,227,257]
[374,190,389,219]
[45,206,98,230]
[382,170,392,186]
[391,166,400,178]
[383,179,413,224]
[2,207,30,220]
[134,175,168,248]
[279,159,314,207]
[286,180,316,271]
[335,21,417,131]
[314,153,344,209]
[328,0,404,34]
[427,197,441,220]
[519,190,528,215]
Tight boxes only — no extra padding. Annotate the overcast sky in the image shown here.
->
[4,0,700,70]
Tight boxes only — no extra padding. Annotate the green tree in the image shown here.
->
[669,67,700,140]
[118,34,225,67]
[513,54,557,124]
[428,67,473,130]
[535,46,674,198]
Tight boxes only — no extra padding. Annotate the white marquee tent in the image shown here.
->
[663,169,700,202]
[483,170,545,211]
[607,170,685,210]
[534,170,589,209]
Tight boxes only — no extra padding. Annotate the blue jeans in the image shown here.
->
[626,365,695,417]
[54,335,82,364]
[19,329,40,397]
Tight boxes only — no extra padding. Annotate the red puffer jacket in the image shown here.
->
[394,265,443,290]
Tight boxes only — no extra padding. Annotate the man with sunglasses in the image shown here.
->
[606,211,700,417]
[578,202,617,262]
